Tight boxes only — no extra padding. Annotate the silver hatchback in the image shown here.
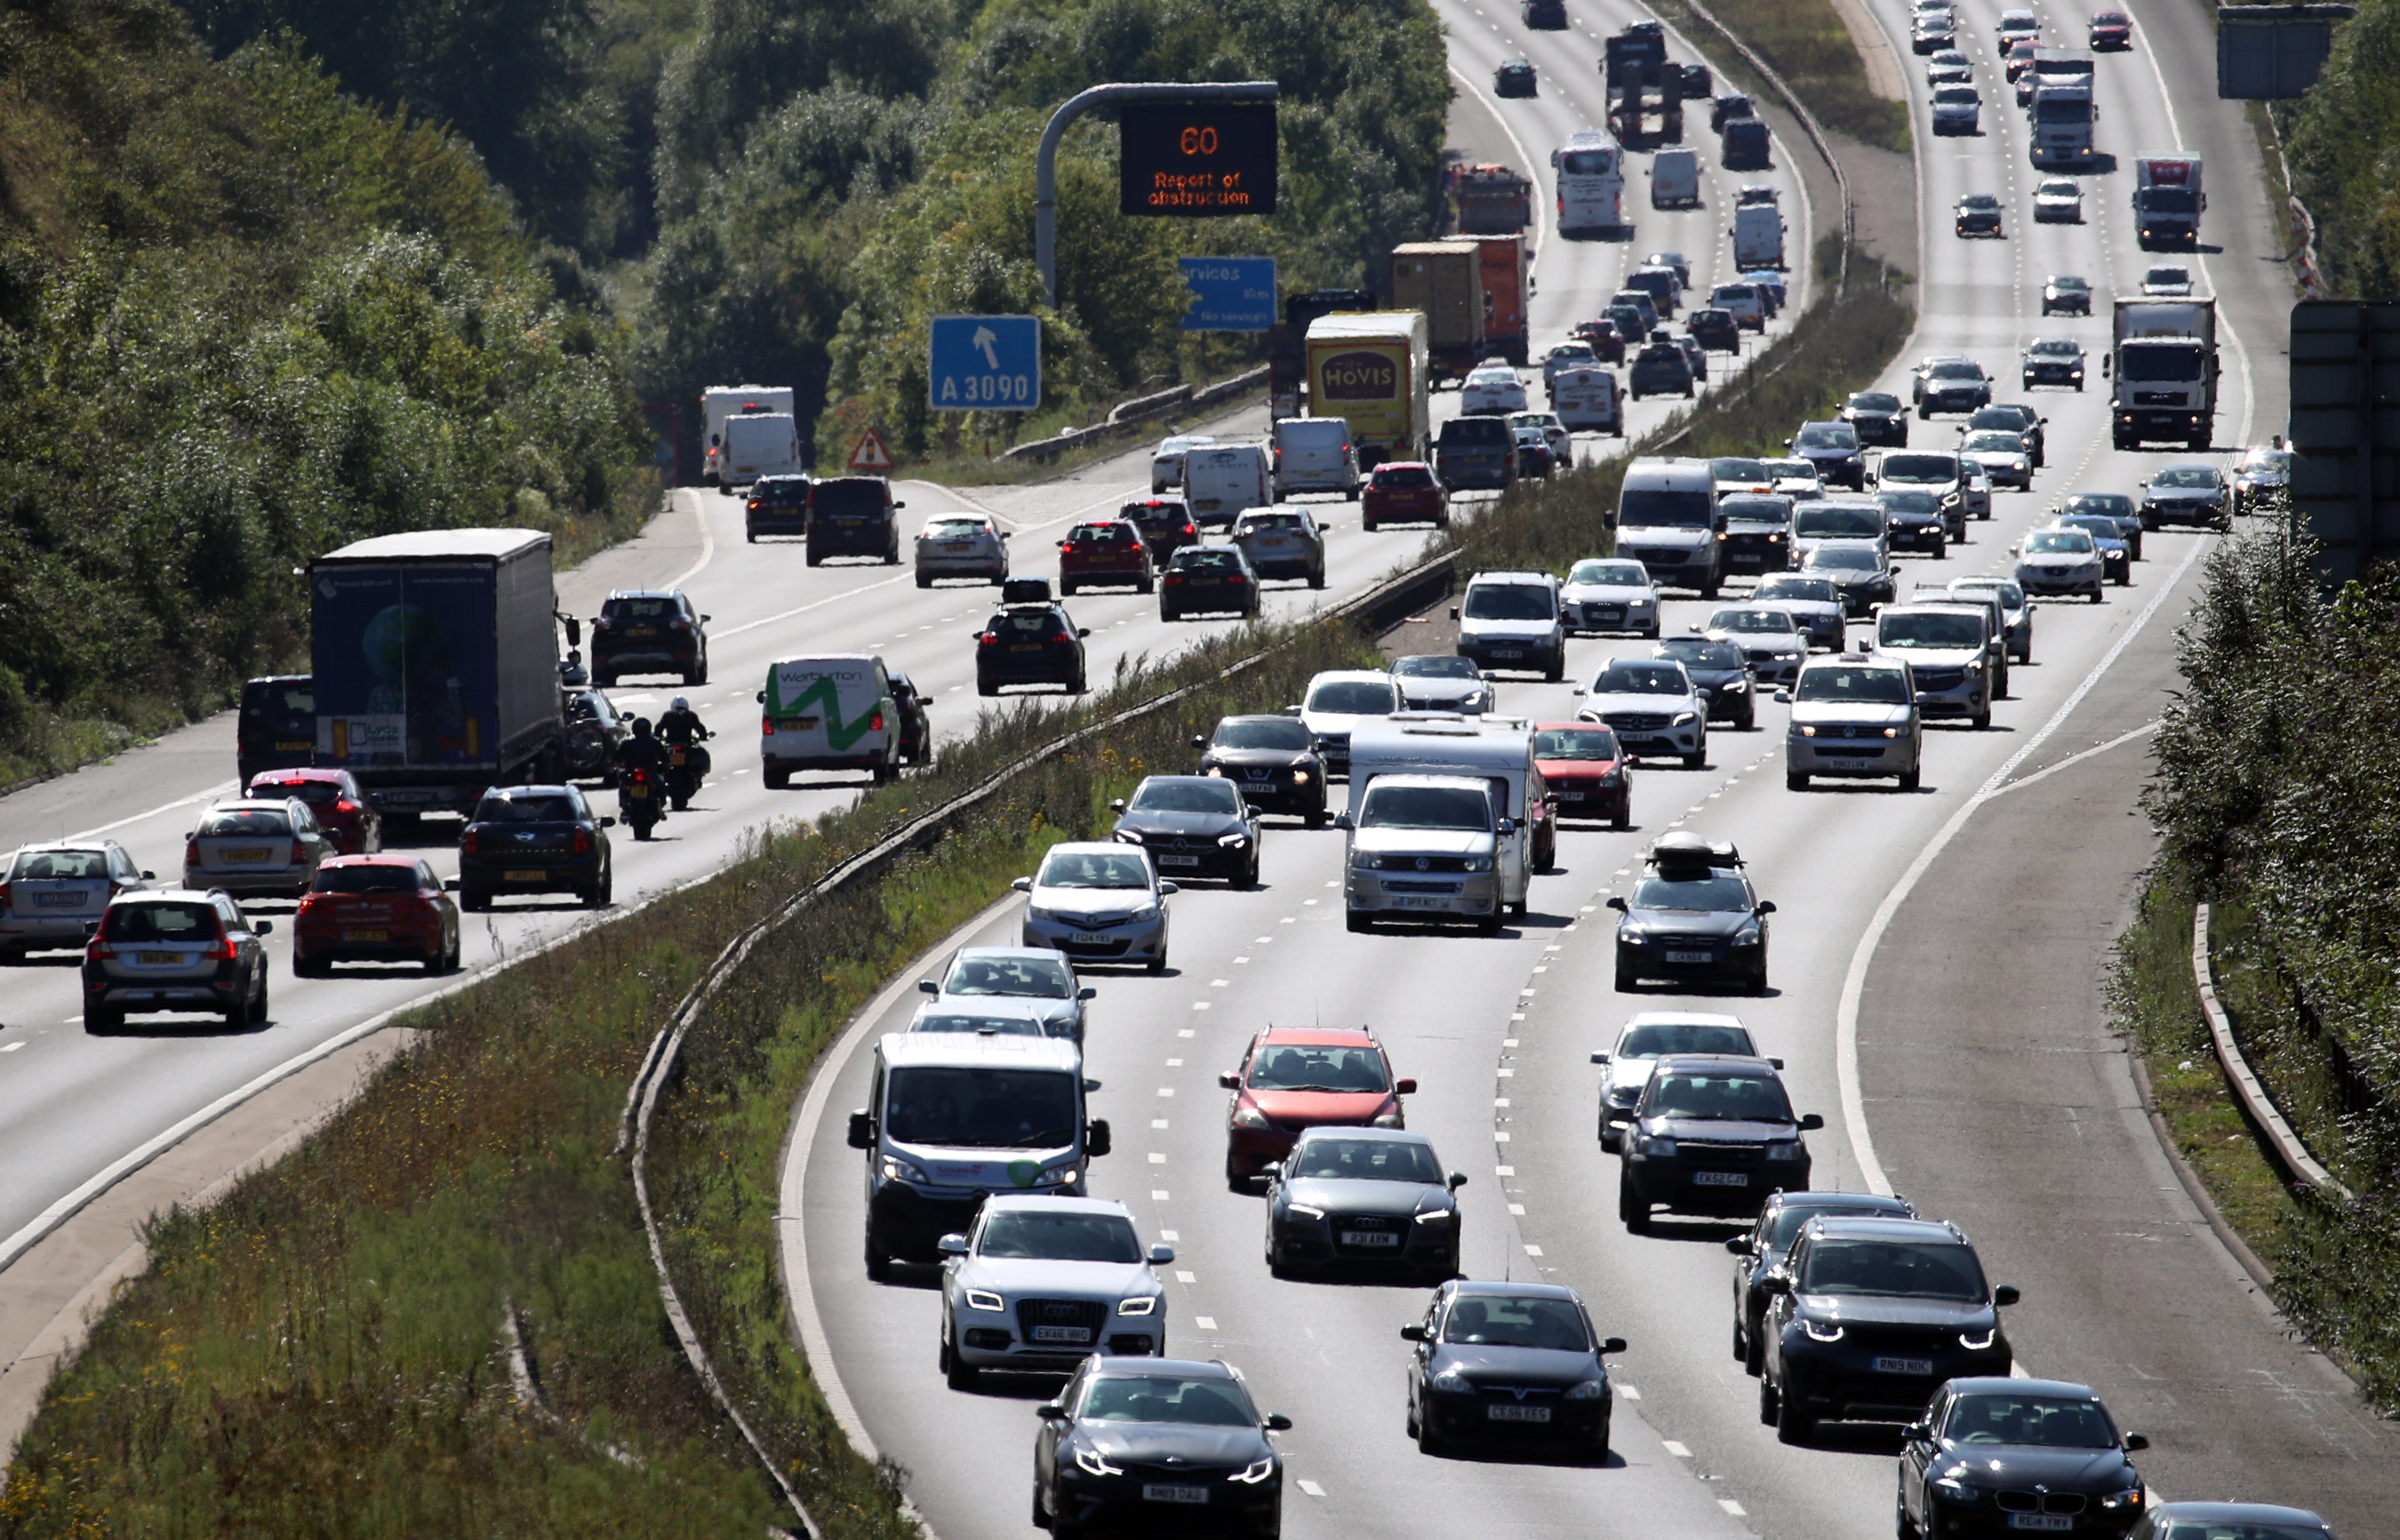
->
[914,513,1010,586]
[2,841,151,961]
[82,889,273,1031]
[183,798,335,899]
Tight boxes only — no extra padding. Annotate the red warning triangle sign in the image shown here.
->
[847,427,896,473]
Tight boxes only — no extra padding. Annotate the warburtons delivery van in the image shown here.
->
[759,653,901,787]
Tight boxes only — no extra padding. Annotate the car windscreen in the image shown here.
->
[1881,455,1958,483]
[1794,425,1855,449]
[474,795,580,824]
[102,902,221,942]
[1848,393,1902,412]
[1533,727,1620,761]
[2028,340,2081,357]
[1441,1294,1591,1350]
[1592,662,1686,695]
[942,954,1075,999]
[2120,347,2204,381]
[1710,458,1768,483]
[1372,466,1435,489]
[2153,466,2222,488]
[1439,419,1510,446]
[2035,97,2089,120]
[1942,1393,2118,1448]
[1721,497,1789,525]
[1880,612,1984,648]
[1795,507,1883,537]
[1358,784,1491,832]
[1078,1375,1255,1426]
[1463,584,1555,621]
[811,480,889,515]
[1394,655,1479,679]
[1955,581,2024,607]
[884,1067,1078,1150]
[256,779,343,806]
[1568,560,1649,586]
[11,850,110,880]
[1964,432,2028,453]
[1930,361,1984,379]
[1662,641,1745,669]
[923,519,987,539]
[1620,489,1714,528]
[1797,1239,1987,1301]
[198,809,292,837]
[1035,850,1153,889]
[1308,680,1399,714]
[1237,514,1309,533]
[1618,1022,1753,1059]
[1644,1071,1792,1121]
[1878,490,1940,515]
[1631,874,1753,911]
[1174,548,1243,571]
[1128,779,1242,815]
[1288,1137,1443,1183]
[1707,610,1794,634]
[2060,517,2119,539]
[911,1011,1044,1036]
[978,1209,1140,1262]
[1795,667,1910,703]
[1753,577,1837,603]
[2151,1525,2328,1540]
[1806,546,1880,571]
[312,864,420,895]
[1069,523,1138,546]
[1935,86,1979,103]
[1212,719,1312,751]
[2025,530,2093,554]
[602,596,674,619]
[1248,1044,1391,1092]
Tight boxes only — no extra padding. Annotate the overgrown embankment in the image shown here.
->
[1652,0,1909,152]
[2277,0,2400,297]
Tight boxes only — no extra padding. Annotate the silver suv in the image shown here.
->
[1780,655,1923,791]
[182,797,335,899]
[937,1195,1171,1387]
[1873,603,1995,728]
[81,889,273,1032]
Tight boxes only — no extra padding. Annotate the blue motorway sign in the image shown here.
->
[1178,256,1278,332]
[929,315,1042,411]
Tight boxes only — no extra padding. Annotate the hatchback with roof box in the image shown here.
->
[1617,1053,1820,1227]
[1607,834,1776,993]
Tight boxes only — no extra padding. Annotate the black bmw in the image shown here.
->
[1402,1281,1625,1459]
[1034,1357,1290,1539]
[1727,1189,1917,1373]
[1111,776,1262,886]
[1898,1377,2151,1538]
[1193,716,1328,825]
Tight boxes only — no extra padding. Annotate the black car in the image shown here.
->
[456,784,615,910]
[1629,339,1695,400]
[1654,637,1756,727]
[590,589,710,687]
[1403,1281,1625,1459]
[806,475,903,566]
[1121,496,1200,561]
[1495,58,1537,96]
[1194,715,1328,825]
[1265,1127,1464,1280]
[887,670,934,766]
[2040,274,2092,316]
[1522,0,1567,25]
[1710,91,1754,132]
[1034,1358,1290,1540]
[1969,403,2047,467]
[2138,463,2232,530]
[1788,421,1866,488]
[2021,337,2087,390]
[1899,1378,2151,1539]
[236,675,316,786]
[745,473,811,540]
[974,601,1089,695]
[1839,391,1910,448]
[1110,774,1262,886]
[1875,489,1950,555]
[1608,832,1775,992]
[1617,1054,1821,1230]
[1759,1215,2018,1442]
[1726,1190,1917,1373]
[1160,545,1262,620]
[1955,193,2003,237]
[2059,492,2143,560]
[1718,494,1795,576]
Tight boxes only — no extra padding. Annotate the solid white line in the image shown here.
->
[666,490,718,590]
[1984,719,2160,801]
[1836,530,2213,1195]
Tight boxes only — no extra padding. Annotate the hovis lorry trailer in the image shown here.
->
[1306,312,1431,470]
[311,529,566,820]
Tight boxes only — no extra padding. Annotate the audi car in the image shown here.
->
[1403,1281,1624,1459]
[938,1196,1171,1386]
[1608,833,1774,993]
[1617,1054,1819,1228]
[1561,557,1663,638]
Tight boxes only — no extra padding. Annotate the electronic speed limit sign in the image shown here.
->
[1118,102,1278,217]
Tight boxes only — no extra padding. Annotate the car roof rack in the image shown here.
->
[1645,830,1740,868]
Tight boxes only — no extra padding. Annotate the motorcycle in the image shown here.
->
[620,767,662,840]
[663,738,711,811]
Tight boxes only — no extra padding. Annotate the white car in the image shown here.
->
[1461,361,1529,415]
[1511,410,1572,462]
[938,1196,1172,1385]
[1700,606,1808,686]
[1958,429,2034,490]
[1014,841,1175,971]
[1761,457,1823,498]
[1152,434,1215,494]
[913,512,1010,586]
[1961,458,1994,518]
[2033,179,2084,222]
[2141,264,2195,296]
[1542,341,1600,387]
[1561,557,1662,637]
[1926,49,1973,83]
[1295,668,1403,777]
[1574,656,1708,767]
[1592,1013,1766,1149]
[1711,282,1767,330]
[2014,527,2106,601]
[1930,83,1982,135]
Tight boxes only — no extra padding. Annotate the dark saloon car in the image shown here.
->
[745,473,811,540]
[2127,1503,2335,1540]
[456,785,615,910]
[2059,492,2144,559]
[1759,1216,2018,1442]
[1194,715,1328,824]
[1033,1358,1290,1540]
[236,674,316,786]
[1121,495,1201,561]
[1609,834,1775,992]
[1655,637,1756,727]
[1617,1054,1822,1230]
[1727,1190,1917,1373]
[1955,193,2004,237]
[1532,722,1630,830]
[1839,391,1910,448]
[2138,463,2231,530]
[1789,421,1867,488]
[1110,775,1263,886]
[2022,337,2087,390]
[590,589,710,687]
[887,670,935,766]
[975,600,1090,694]
[1875,489,1951,555]
[82,889,273,1032]
[292,854,462,975]
[1265,1127,1466,1280]
[1403,1281,1625,1459]
[1899,1378,2152,1538]
[1495,57,1538,96]
[1160,545,1262,620]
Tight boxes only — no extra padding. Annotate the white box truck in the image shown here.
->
[2106,298,2218,450]
[2133,155,2204,249]
[701,384,796,493]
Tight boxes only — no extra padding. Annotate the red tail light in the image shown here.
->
[461,828,480,856]
[0,881,12,913]
[870,711,885,732]
[1166,573,1185,585]
[573,828,592,855]
[185,837,200,868]
[1227,574,1247,585]
[86,937,116,962]
[978,633,998,648]
[289,840,307,864]
[670,617,690,631]
[207,928,238,962]
[762,715,776,735]
[1181,524,1195,537]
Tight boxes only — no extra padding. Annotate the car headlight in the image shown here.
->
[1931,1475,1979,1501]
[2099,1488,2146,1511]
[881,1155,930,1184]
[1027,905,1061,924]
[1958,1325,1998,1350]
[1430,1368,1473,1394]
[964,1288,1006,1312]
[1672,711,1697,726]
[1564,1378,1610,1402]
[1731,926,1762,948]
[1230,1457,1278,1486]
[1075,1448,1124,1478]
[1233,1105,1270,1129]
[1031,1164,1073,1186]
[1204,766,1226,778]
[1285,1202,1325,1221]
[1883,727,1900,739]
[1413,1209,1454,1226]
[1765,1140,1802,1161]
[1218,832,1249,847]
[1460,856,1491,872]
[1801,1317,1846,1343]
[1290,769,1311,785]
[1117,1295,1158,1316]
[1639,1134,1677,1157]
[1352,851,1382,871]
[1795,725,1818,738]
[1132,901,1159,918]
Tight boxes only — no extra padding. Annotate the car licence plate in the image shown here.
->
[1390,896,1447,909]
[1340,1231,1401,1248]
[1070,931,1114,945]
[34,891,88,907]
[1872,1356,1934,1376]
[2007,1517,2073,1533]
[1489,648,1524,659]
[1823,757,1873,770]
[1030,1325,1092,1344]
[1157,855,1201,867]
[944,542,972,551]
[505,869,547,882]
[1143,1485,1209,1505]
[629,627,657,637]
[1011,644,1043,652]
[1554,791,1585,802]
[1486,1403,1552,1423]
[1692,1171,1749,1188]
[219,848,273,863]
[341,930,389,943]
[138,951,184,965]
[1665,950,1713,964]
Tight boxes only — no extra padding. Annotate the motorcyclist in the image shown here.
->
[616,717,668,820]
[657,696,710,750]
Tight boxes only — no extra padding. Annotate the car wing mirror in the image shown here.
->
[1761,1275,1791,1294]
[1604,896,1628,912]
[1264,1412,1293,1431]
[1799,1113,1826,1131]
[601,816,618,828]
[937,1233,968,1256]
[2122,1431,2148,1451]
[756,690,768,703]
[1396,1077,1418,1095]
[1770,1056,1786,1070]
[1191,735,1206,748]
[1109,798,1126,813]
[1590,1051,1612,1066]
[1083,1077,1103,1092]
[1076,628,1091,638]
[846,1110,875,1150]
[919,979,940,995]
[1903,1420,1930,1442]
[1086,1118,1112,1156]
[1079,986,1097,1000]
[1447,1171,1468,1190]
[1218,1070,1241,1089]
[1037,1403,1070,1421]
[1725,1235,1753,1255]
[1449,606,1461,620]
[1600,1336,1627,1355]
[1158,881,1178,895]
[1011,876,1033,892]
[892,500,906,509]
[1756,900,1777,915]
[1993,1284,2021,1307]
[444,878,462,891]
[1399,1324,1428,1342]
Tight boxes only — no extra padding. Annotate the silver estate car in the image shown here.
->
[81,888,273,1032]
[919,946,1093,1042]
[182,798,335,899]
[1,841,152,961]
[915,513,1010,586]
[1016,843,1175,972]
[938,1195,1171,1386]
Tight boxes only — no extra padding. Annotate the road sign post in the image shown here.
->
[927,315,1042,413]
[1178,257,1277,332]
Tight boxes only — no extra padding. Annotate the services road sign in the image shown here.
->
[1179,256,1277,332]
[847,427,895,472]
[929,315,1041,411]
[1120,102,1278,216]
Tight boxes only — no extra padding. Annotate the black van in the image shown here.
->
[1722,117,1772,171]
[237,675,315,785]
[806,477,903,567]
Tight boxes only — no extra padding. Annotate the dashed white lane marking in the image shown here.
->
[1152,1189,1171,1200]
[0,1042,22,1052]
[1158,1228,1179,1241]
[1509,1202,1526,1215]
[1149,1153,1167,1164]
[1153,1119,1169,1129]
[1721,1500,1748,1517]
[1233,955,1251,964]
[1619,1384,1641,1399]
[1191,1002,1211,1011]
[1177,1270,1196,1283]
[1495,1164,1516,1176]
[1157,1087,1175,1096]
[1297,1480,1328,1499]
[1494,1097,1511,1107]
[1495,1131,1512,1143]
[1663,1440,1693,1458]
[1195,1316,1218,1330]
[1523,1244,1543,1256]
[1166,1057,1184,1066]
[1177,1029,1194,1039]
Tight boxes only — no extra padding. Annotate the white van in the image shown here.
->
[1341,715,1541,928]
[721,413,803,491]
[759,653,901,788]
[702,384,796,492]
[1650,149,1702,209]
[1271,418,1362,500]
[1550,367,1624,435]
[1181,444,1272,529]
[1153,434,1215,494]
[1733,202,1786,270]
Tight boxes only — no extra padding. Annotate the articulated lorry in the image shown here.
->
[1390,242,1488,380]
[1603,22,1686,149]
[2106,298,2218,451]
[2133,155,2204,249]
[311,529,567,820]
[1305,312,1431,470]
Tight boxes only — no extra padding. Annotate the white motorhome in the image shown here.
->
[1553,131,1628,234]
[1340,715,1540,931]
[700,384,796,493]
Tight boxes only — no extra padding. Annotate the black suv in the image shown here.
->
[1839,392,1910,448]
[456,784,615,910]
[1194,714,1328,825]
[1727,1190,1917,1374]
[745,473,811,540]
[1617,1054,1822,1231]
[972,601,1089,696]
[1898,1378,2151,1538]
[805,476,902,566]
[1759,1216,2018,1443]
[590,590,710,687]
[1654,637,1756,727]
[237,675,316,785]
[1607,833,1776,992]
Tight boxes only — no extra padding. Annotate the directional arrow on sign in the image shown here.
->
[972,326,1000,369]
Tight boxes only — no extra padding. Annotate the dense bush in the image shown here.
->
[2282,0,2400,298]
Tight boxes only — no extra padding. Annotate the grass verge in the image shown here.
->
[1652,0,1910,153]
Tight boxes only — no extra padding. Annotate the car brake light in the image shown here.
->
[335,799,357,813]
[1227,573,1247,584]
[573,828,592,855]
[762,715,776,735]
[290,840,308,863]
[592,617,612,631]
[870,711,885,732]
[0,881,11,913]
[461,829,480,856]
[207,929,238,962]
[185,837,200,868]
[978,633,998,647]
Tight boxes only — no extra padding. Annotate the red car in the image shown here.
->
[2088,8,2131,47]
[245,767,382,854]
[1119,497,1199,561]
[1361,462,1449,532]
[1533,720,1631,830]
[1058,519,1155,595]
[1218,1025,1415,1186]
[1572,317,1627,364]
[292,854,461,975]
